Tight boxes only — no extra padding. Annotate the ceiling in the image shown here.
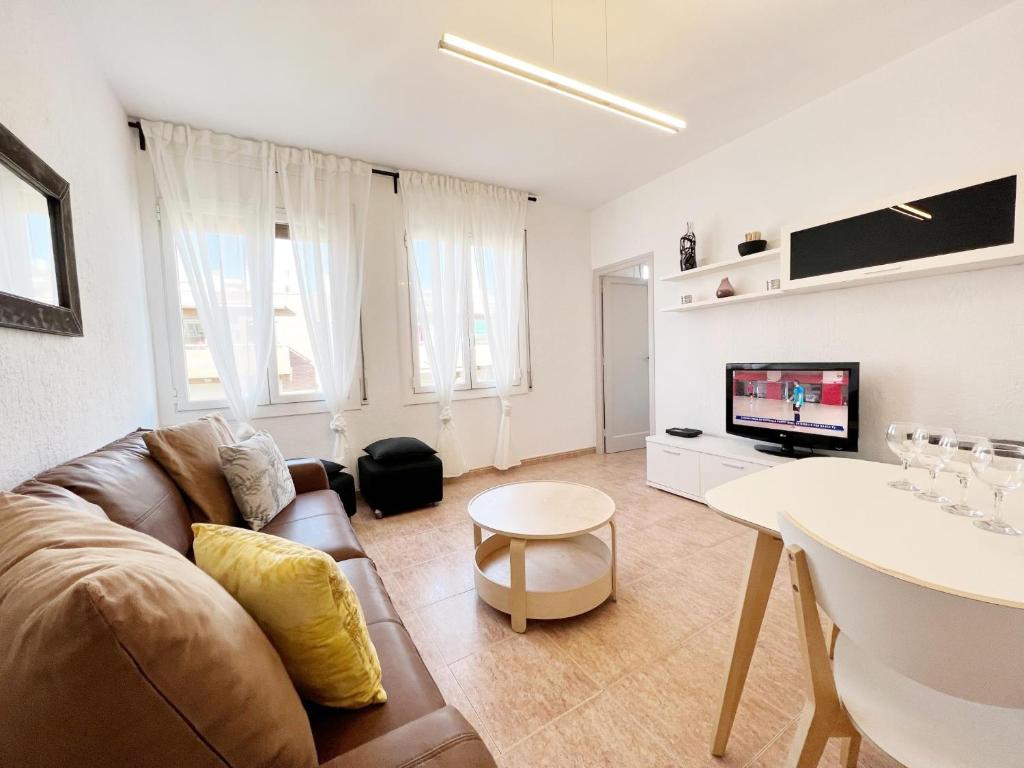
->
[64,0,1010,208]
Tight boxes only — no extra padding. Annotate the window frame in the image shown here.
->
[157,208,366,414]
[398,229,532,403]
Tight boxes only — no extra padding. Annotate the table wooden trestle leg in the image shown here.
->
[709,530,784,757]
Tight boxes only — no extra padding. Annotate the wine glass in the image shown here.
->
[970,439,1024,536]
[885,422,921,491]
[941,434,986,517]
[912,427,957,503]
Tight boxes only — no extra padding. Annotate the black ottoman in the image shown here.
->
[320,460,356,517]
[358,453,443,518]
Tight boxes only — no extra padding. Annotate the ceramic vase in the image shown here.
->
[679,222,696,271]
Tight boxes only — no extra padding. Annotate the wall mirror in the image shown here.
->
[0,121,82,335]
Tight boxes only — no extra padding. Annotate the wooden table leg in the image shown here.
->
[710,531,784,757]
[473,523,482,548]
[509,538,527,633]
[609,519,618,601]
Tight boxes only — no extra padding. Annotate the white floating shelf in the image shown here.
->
[660,289,787,313]
[659,248,780,282]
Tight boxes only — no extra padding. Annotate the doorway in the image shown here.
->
[594,255,654,453]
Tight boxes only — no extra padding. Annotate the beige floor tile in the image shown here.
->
[450,632,600,751]
[607,620,793,767]
[367,519,472,572]
[360,507,440,539]
[499,690,677,768]
[656,506,751,548]
[374,568,413,614]
[398,611,447,675]
[417,589,517,664]
[429,665,501,756]
[390,548,476,610]
[614,522,706,570]
[537,599,669,687]
[749,720,905,768]
[708,527,758,561]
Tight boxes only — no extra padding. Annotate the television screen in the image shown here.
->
[730,368,851,438]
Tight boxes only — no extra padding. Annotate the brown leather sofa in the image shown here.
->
[7,429,495,768]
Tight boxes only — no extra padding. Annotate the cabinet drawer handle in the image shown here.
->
[721,462,746,470]
[662,449,682,455]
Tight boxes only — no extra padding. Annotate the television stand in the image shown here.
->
[646,434,794,503]
[755,443,816,459]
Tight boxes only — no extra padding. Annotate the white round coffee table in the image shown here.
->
[468,481,617,633]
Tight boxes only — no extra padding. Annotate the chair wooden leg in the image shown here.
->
[840,732,861,768]
[785,704,832,768]
[784,545,860,768]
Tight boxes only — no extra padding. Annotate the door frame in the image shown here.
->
[593,253,655,454]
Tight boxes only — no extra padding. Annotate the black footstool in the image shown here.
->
[320,460,356,517]
[357,437,443,518]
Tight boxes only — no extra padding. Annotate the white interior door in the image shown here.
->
[602,275,650,452]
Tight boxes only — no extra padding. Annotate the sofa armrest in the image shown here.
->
[318,706,496,768]
[286,458,329,494]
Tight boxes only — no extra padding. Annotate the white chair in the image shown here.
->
[778,511,1024,768]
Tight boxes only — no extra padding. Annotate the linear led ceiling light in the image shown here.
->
[888,203,933,221]
[438,33,686,134]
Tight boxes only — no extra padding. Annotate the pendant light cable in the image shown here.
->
[604,0,609,86]
[550,0,556,68]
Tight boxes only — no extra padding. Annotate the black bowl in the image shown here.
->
[737,239,767,257]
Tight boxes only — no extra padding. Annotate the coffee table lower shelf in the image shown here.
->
[473,532,615,632]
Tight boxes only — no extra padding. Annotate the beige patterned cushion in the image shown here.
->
[218,432,296,531]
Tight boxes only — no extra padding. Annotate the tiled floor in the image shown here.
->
[350,449,902,767]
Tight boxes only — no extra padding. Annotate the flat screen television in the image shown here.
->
[726,362,860,457]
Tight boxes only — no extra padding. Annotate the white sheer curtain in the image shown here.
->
[142,120,276,436]
[401,171,471,477]
[277,148,372,464]
[471,189,528,469]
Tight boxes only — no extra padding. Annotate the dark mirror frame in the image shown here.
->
[0,121,82,336]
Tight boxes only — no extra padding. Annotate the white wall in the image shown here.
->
[140,166,596,472]
[590,1,1024,462]
[0,0,156,488]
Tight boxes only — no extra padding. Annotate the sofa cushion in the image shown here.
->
[317,706,496,768]
[363,437,436,463]
[192,524,387,709]
[339,558,401,627]
[262,490,366,560]
[143,415,241,525]
[219,431,296,531]
[307,621,446,761]
[0,492,317,768]
[32,430,194,555]
[11,479,107,518]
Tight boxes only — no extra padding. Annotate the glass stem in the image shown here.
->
[958,475,970,506]
[992,489,1005,525]
[929,469,938,495]
[901,457,911,476]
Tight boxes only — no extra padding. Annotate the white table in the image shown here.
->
[468,481,617,633]
[704,456,1024,757]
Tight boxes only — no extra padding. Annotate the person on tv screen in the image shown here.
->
[790,379,805,425]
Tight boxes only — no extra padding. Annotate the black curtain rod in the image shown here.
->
[128,121,536,201]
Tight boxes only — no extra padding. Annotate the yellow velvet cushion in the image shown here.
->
[191,523,387,708]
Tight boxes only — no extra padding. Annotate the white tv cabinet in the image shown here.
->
[646,433,792,503]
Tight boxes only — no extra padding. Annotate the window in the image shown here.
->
[407,237,530,395]
[165,221,363,411]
